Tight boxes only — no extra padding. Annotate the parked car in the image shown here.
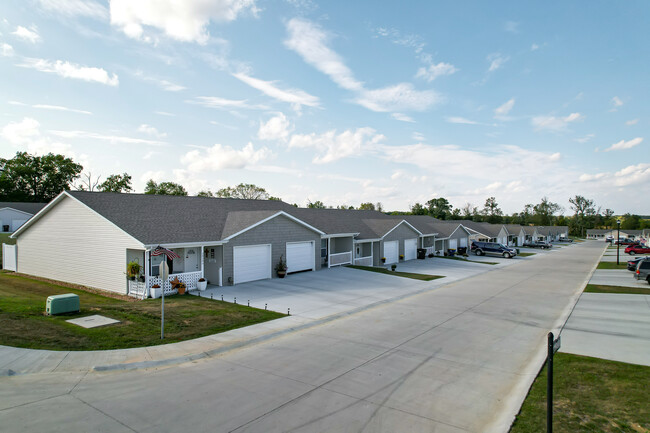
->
[628,257,648,271]
[606,236,614,243]
[558,237,573,243]
[634,259,650,284]
[471,241,517,258]
[523,241,552,249]
[615,239,638,246]
[625,245,650,255]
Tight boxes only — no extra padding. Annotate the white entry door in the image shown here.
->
[286,241,314,273]
[449,239,458,250]
[233,244,271,284]
[384,240,399,264]
[404,238,417,261]
[185,248,199,272]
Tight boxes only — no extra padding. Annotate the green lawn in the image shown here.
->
[0,233,16,265]
[518,252,536,257]
[0,273,284,350]
[347,265,444,281]
[584,284,649,295]
[596,262,629,270]
[510,353,650,433]
[435,255,499,265]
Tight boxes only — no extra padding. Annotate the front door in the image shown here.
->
[185,248,199,272]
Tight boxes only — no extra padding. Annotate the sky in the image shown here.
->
[0,1,648,214]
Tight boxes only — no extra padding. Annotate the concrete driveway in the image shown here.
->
[589,269,649,288]
[0,241,605,433]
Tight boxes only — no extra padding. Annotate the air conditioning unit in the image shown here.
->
[46,294,80,315]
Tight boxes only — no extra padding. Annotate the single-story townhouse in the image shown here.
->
[586,228,645,241]
[504,224,525,246]
[11,191,440,297]
[0,202,46,233]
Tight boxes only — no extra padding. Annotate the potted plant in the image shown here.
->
[150,284,161,299]
[126,261,141,280]
[391,264,397,271]
[275,255,287,278]
[428,253,434,258]
[381,257,386,264]
[177,282,187,295]
[197,277,207,291]
[399,254,404,261]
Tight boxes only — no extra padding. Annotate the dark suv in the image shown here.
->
[634,259,650,284]
[471,241,517,258]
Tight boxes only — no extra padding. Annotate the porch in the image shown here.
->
[325,235,354,268]
[353,240,375,266]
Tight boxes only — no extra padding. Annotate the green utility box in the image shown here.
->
[46,294,80,315]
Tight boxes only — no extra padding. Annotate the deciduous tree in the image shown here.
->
[216,183,270,200]
[99,173,133,193]
[144,180,188,196]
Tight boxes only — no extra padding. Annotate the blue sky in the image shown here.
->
[0,1,648,214]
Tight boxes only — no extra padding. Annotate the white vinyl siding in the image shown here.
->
[233,244,271,284]
[384,240,399,264]
[16,195,143,294]
[286,241,314,273]
[404,238,417,261]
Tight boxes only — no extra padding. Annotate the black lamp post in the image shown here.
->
[616,219,621,265]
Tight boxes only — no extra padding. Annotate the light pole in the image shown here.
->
[616,219,621,265]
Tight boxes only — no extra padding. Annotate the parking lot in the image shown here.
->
[195,243,576,321]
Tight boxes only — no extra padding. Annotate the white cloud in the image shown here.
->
[138,124,167,138]
[110,0,258,44]
[445,116,479,125]
[391,113,415,123]
[186,96,268,110]
[134,70,185,92]
[1,43,14,57]
[504,21,519,34]
[288,127,385,164]
[415,62,457,82]
[604,137,643,152]
[531,112,583,132]
[18,58,119,86]
[181,142,271,171]
[155,111,175,117]
[49,129,166,145]
[258,113,292,141]
[579,163,650,188]
[36,0,108,19]
[574,133,595,143]
[355,83,439,113]
[285,18,363,91]
[626,119,638,126]
[232,72,320,108]
[611,96,623,108]
[12,26,41,43]
[412,132,425,142]
[487,53,509,72]
[494,98,515,119]
[1,117,75,157]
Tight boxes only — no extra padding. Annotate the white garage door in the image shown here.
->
[286,241,314,273]
[233,244,271,284]
[460,237,468,248]
[384,240,399,264]
[449,239,458,250]
[404,238,417,261]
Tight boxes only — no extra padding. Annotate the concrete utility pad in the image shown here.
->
[66,315,120,328]
[560,293,650,366]
[589,269,649,288]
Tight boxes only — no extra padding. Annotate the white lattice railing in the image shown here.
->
[424,246,435,256]
[330,251,352,267]
[354,256,373,266]
[127,280,148,299]
[148,271,202,296]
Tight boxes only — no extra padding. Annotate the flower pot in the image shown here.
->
[178,285,186,295]
[277,271,286,279]
[150,286,161,299]
[197,280,207,291]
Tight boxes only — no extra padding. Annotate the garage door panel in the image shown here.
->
[460,237,468,247]
[449,239,458,250]
[286,241,314,273]
[384,241,398,264]
[404,238,417,261]
[234,244,271,284]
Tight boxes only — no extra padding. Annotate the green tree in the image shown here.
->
[144,180,188,196]
[307,200,326,209]
[216,183,270,200]
[569,195,595,236]
[358,202,375,211]
[621,213,641,230]
[410,202,427,215]
[99,173,133,193]
[460,203,478,221]
[196,189,214,197]
[426,197,453,219]
[0,151,83,202]
[76,172,101,191]
[533,197,561,226]
[482,196,503,224]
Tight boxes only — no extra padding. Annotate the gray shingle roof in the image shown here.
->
[0,202,47,215]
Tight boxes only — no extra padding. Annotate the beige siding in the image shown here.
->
[17,195,143,294]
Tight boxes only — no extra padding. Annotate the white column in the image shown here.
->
[200,246,205,278]
[144,250,150,288]
[327,238,331,269]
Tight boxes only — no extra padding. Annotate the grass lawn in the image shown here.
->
[596,262,629,270]
[510,353,650,433]
[435,255,499,265]
[347,265,444,281]
[0,272,284,351]
[518,252,536,257]
[0,233,16,265]
[584,284,649,295]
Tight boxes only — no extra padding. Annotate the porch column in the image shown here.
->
[200,246,205,278]
[144,250,150,288]
[327,238,331,269]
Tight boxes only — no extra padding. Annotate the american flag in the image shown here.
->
[151,246,180,259]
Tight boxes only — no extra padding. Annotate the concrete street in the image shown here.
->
[0,241,604,433]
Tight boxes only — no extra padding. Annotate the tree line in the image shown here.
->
[0,151,646,235]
